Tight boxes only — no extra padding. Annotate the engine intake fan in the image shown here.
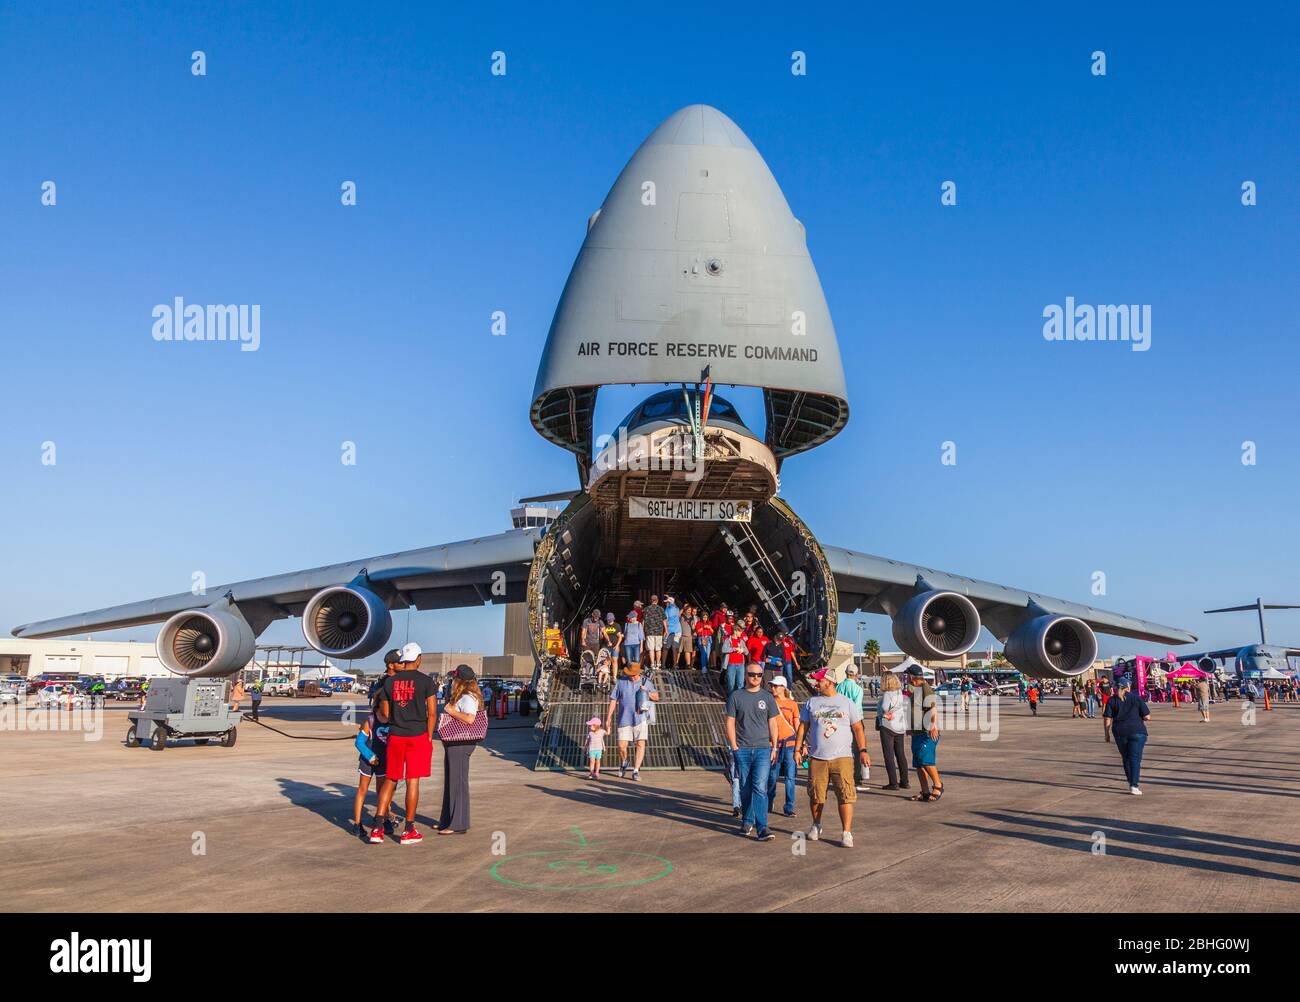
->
[892,590,981,661]
[302,584,392,660]
[157,599,257,678]
[1005,614,1098,678]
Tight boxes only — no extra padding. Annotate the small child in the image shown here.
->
[352,713,398,840]
[584,716,607,779]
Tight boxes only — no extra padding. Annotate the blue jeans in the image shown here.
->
[624,643,640,665]
[724,662,745,693]
[1114,732,1147,787]
[1086,695,1097,717]
[768,741,796,814]
[733,746,772,833]
[783,660,795,687]
[696,637,711,672]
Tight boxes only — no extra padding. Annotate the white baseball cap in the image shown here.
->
[846,664,859,675]
[399,642,423,663]
[768,674,788,686]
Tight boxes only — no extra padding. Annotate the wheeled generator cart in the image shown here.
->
[126,676,242,750]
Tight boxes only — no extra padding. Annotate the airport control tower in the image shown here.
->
[503,499,563,657]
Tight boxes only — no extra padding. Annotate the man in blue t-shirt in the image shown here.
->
[664,596,683,669]
[604,663,659,781]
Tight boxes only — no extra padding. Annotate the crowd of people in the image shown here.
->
[342,606,1292,848]
[591,643,946,845]
[580,598,801,690]
[349,643,487,845]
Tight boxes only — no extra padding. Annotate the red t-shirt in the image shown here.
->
[724,626,748,664]
[711,610,728,631]
[746,636,768,662]
[693,619,713,638]
[780,638,796,660]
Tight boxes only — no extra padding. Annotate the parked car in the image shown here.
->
[0,684,21,705]
[110,677,147,701]
[28,672,79,693]
[261,678,293,697]
[38,684,86,708]
[293,679,324,697]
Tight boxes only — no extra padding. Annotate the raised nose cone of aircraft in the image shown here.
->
[531,104,849,474]
[640,103,758,150]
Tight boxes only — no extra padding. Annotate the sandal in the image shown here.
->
[909,792,932,802]
[929,784,944,802]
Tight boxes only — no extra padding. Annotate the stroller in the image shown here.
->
[579,648,614,693]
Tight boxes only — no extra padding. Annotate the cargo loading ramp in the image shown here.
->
[534,667,733,772]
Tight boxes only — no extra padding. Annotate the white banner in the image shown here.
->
[628,497,753,522]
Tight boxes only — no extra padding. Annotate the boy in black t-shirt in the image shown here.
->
[370,643,436,846]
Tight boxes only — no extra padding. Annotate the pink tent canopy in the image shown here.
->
[1165,664,1213,680]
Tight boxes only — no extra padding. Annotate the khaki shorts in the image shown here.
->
[617,721,649,742]
[644,635,663,653]
[807,757,857,806]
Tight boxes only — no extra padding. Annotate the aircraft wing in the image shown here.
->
[823,544,1196,645]
[1172,646,1245,663]
[11,528,542,640]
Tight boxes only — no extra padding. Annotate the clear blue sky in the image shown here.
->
[2,3,1298,665]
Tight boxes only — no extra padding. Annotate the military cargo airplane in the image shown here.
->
[1177,598,1299,677]
[12,105,1196,680]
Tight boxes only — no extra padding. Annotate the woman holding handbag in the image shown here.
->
[875,672,909,791]
[436,664,487,834]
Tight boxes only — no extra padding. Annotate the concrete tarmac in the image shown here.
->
[1,694,1296,912]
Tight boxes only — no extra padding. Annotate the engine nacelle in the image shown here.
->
[1005,614,1098,678]
[157,603,257,678]
[302,585,392,660]
[891,590,981,661]
[1197,657,1218,674]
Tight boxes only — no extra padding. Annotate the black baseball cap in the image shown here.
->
[383,649,402,665]
[455,664,477,681]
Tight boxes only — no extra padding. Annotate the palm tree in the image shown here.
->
[864,638,881,675]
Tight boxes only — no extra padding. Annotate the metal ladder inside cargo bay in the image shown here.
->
[717,522,793,636]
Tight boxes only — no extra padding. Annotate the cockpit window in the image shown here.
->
[640,397,681,420]
[616,390,746,432]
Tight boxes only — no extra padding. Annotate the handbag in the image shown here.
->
[437,707,489,744]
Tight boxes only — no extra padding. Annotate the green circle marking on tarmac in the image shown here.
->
[491,848,673,892]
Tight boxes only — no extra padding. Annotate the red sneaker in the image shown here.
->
[399,827,424,846]
[367,827,385,844]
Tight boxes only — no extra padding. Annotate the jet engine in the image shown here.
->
[157,602,257,677]
[1004,614,1098,678]
[302,584,392,659]
[891,590,982,661]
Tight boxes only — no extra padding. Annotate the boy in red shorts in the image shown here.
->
[370,642,436,845]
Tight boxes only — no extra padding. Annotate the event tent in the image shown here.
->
[1165,665,1214,681]
[889,657,936,680]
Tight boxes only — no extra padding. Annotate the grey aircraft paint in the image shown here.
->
[531,104,849,466]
